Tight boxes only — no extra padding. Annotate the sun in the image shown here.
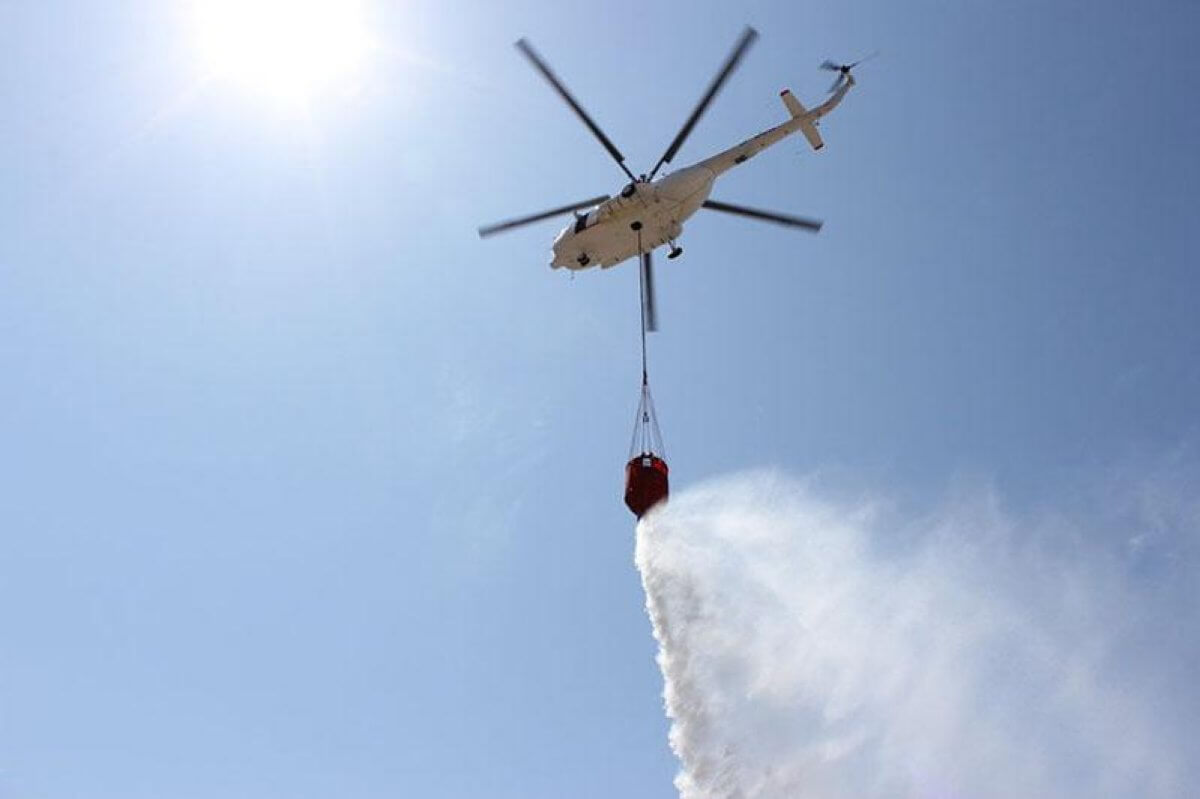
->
[193,0,374,104]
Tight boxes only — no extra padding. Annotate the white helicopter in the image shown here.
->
[478,27,867,330]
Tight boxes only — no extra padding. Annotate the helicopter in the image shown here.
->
[478,26,868,330]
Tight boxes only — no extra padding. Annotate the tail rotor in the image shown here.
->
[819,51,877,93]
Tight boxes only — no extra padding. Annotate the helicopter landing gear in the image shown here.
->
[667,239,683,259]
[577,253,591,267]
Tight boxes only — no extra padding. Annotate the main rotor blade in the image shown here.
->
[702,199,824,232]
[648,26,758,180]
[515,38,636,183]
[477,195,610,238]
[641,249,658,332]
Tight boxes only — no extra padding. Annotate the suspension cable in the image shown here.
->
[636,227,648,386]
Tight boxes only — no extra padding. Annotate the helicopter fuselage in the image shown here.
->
[551,166,714,270]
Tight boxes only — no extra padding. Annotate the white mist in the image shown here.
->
[636,470,1197,799]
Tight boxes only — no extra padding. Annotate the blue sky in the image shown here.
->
[1,1,1198,797]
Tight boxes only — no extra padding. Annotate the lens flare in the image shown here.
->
[193,0,374,104]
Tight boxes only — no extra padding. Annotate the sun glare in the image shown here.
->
[194,0,374,104]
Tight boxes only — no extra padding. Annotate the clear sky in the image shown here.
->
[1,1,1197,797]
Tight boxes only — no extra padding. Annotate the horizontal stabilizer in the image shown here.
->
[780,89,806,118]
[799,120,824,150]
[781,89,823,150]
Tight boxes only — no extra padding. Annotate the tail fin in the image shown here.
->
[780,89,824,151]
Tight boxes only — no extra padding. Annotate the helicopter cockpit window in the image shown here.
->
[574,213,591,234]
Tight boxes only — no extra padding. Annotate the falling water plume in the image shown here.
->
[636,470,1198,799]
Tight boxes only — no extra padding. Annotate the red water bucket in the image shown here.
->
[624,454,669,518]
